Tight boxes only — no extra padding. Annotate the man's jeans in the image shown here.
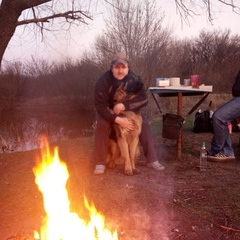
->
[209,97,240,156]
[94,112,158,165]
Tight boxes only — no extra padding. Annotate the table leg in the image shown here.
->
[177,92,183,159]
[151,93,162,113]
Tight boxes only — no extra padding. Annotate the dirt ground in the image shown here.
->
[1,124,240,240]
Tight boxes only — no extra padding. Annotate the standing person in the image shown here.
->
[208,70,240,161]
[93,52,165,174]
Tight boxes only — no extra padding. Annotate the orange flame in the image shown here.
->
[33,138,118,240]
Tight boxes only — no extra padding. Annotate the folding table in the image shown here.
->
[149,85,213,159]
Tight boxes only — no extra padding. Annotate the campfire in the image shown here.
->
[32,138,118,240]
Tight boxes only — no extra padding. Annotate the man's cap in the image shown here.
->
[111,52,128,66]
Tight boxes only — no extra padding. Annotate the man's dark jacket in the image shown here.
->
[94,70,148,123]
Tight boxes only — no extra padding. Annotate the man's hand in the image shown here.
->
[115,116,135,131]
[113,103,125,115]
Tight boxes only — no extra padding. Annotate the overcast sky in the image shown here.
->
[3,0,240,65]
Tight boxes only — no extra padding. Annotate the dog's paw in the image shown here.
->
[125,169,133,176]
[106,161,116,169]
[133,168,141,174]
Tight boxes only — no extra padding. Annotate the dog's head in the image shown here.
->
[114,78,144,103]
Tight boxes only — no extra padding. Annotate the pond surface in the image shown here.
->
[0,108,95,153]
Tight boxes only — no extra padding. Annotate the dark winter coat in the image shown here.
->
[94,69,148,123]
[232,70,240,97]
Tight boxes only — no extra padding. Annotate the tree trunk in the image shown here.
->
[0,0,51,68]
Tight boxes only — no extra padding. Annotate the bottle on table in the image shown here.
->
[200,142,207,171]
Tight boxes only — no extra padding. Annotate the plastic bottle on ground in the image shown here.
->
[200,142,207,171]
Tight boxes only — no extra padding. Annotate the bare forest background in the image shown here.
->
[0,0,240,112]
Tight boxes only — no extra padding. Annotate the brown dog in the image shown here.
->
[106,82,143,175]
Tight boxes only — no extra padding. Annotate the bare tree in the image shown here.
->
[174,0,240,24]
[0,0,94,68]
[0,62,26,109]
[1,0,240,69]
[94,0,173,86]
[190,29,240,92]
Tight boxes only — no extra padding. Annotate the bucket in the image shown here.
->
[162,113,185,139]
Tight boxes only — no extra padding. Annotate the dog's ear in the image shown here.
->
[116,82,125,91]
[126,80,144,94]
[124,82,129,91]
[114,82,127,102]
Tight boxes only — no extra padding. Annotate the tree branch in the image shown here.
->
[1,0,52,12]
[20,0,51,9]
[17,10,93,26]
[174,0,240,23]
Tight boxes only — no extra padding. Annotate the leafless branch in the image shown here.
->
[17,10,93,26]
[174,0,240,23]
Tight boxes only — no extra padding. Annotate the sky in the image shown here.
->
[2,0,240,65]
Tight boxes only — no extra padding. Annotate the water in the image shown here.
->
[0,108,95,153]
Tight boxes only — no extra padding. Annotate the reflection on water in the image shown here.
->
[0,109,95,153]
